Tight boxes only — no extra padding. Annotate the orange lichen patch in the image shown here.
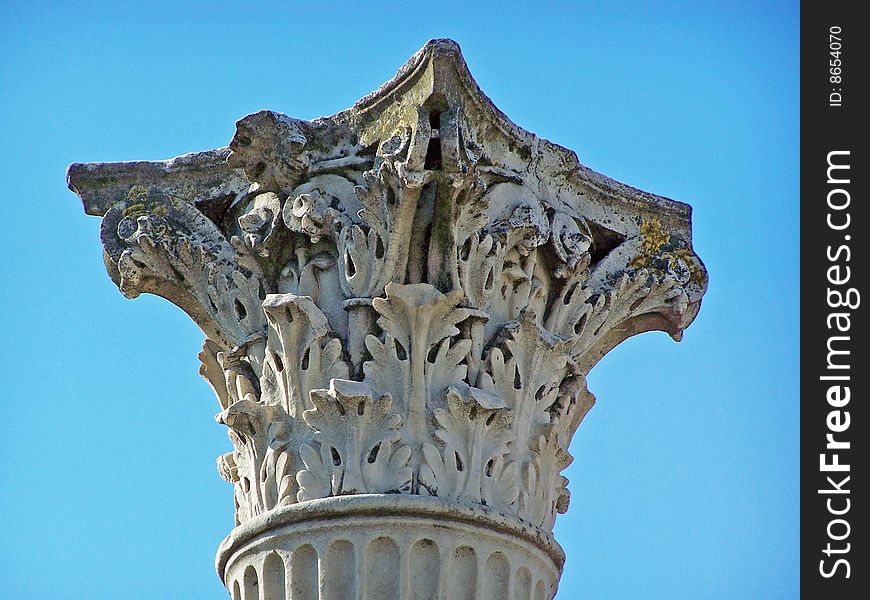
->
[629,218,670,270]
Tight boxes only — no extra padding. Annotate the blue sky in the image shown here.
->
[0,2,798,598]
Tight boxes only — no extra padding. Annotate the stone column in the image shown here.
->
[68,40,706,600]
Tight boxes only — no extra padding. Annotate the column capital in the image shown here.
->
[68,39,706,599]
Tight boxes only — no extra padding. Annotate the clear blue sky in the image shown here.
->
[0,2,799,598]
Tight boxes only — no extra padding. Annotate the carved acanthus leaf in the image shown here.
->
[199,338,231,410]
[479,308,571,455]
[101,192,268,349]
[520,429,573,529]
[458,232,503,310]
[567,270,683,371]
[261,294,350,418]
[364,283,472,429]
[419,386,519,510]
[337,157,420,299]
[297,380,411,501]
[216,398,295,523]
[484,248,548,344]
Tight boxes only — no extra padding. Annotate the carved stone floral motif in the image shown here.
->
[68,39,707,599]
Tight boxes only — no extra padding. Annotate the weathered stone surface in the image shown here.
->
[68,39,706,599]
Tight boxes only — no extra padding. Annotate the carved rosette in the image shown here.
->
[68,39,706,599]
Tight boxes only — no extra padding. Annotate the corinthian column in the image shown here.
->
[67,39,707,600]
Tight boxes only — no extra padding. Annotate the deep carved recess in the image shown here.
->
[68,39,706,537]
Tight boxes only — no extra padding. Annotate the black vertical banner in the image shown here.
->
[802,3,867,597]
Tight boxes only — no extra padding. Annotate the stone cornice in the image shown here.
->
[68,147,248,217]
[69,40,694,239]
